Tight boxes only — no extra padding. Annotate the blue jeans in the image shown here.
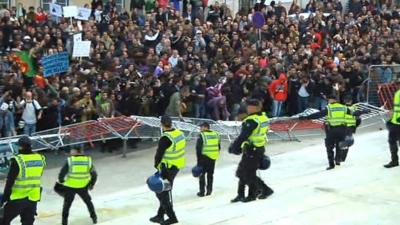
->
[272,100,284,117]
[194,103,206,118]
[24,123,36,136]
[297,96,309,113]
[314,97,327,110]
[229,103,241,121]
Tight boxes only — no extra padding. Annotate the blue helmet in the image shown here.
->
[191,165,203,177]
[259,155,271,170]
[146,172,171,193]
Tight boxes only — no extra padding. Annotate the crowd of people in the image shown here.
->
[0,0,399,137]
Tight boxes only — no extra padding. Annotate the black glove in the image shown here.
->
[229,145,241,155]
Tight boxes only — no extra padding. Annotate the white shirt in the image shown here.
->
[298,85,310,97]
[20,100,41,124]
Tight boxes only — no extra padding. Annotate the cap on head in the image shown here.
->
[161,115,172,127]
[18,136,32,147]
[327,93,338,100]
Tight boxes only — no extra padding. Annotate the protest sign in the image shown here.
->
[72,41,91,57]
[49,3,62,17]
[41,52,70,77]
[63,6,78,17]
[75,7,91,20]
[73,33,82,43]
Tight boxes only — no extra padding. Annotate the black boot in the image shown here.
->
[198,174,205,197]
[150,215,164,224]
[326,162,335,170]
[384,161,399,168]
[231,195,245,203]
[92,216,97,224]
[341,148,349,162]
[242,195,257,203]
[163,207,178,225]
[258,186,274,200]
[385,145,399,168]
[62,217,68,225]
[162,218,178,225]
[206,174,213,196]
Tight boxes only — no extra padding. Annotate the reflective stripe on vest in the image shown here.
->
[201,130,220,160]
[345,105,357,127]
[391,90,400,125]
[326,103,347,127]
[11,154,45,202]
[161,129,186,169]
[63,156,92,189]
[244,113,269,148]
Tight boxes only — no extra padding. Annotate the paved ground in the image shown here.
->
[3,123,399,225]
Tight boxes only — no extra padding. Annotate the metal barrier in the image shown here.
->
[0,103,387,163]
[367,64,400,106]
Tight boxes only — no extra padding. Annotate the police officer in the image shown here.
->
[229,99,274,203]
[340,96,365,163]
[58,148,97,225]
[300,94,356,170]
[1,136,46,225]
[384,89,400,168]
[150,115,186,225]
[196,122,221,197]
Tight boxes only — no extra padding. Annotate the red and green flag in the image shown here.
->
[14,50,37,77]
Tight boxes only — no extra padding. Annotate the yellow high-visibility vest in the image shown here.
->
[63,156,92,189]
[391,90,400,125]
[160,129,186,169]
[345,105,357,127]
[201,130,220,160]
[326,103,347,127]
[11,154,46,202]
[244,113,269,147]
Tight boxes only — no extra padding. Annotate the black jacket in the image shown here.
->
[196,130,221,164]
[2,151,42,203]
[229,112,261,154]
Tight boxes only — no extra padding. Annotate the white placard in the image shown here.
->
[49,3,62,17]
[73,33,82,43]
[73,41,91,57]
[75,7,91,20]
[63,6,78,18]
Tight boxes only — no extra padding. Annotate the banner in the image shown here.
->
[73,41,91,57]
[63,6,78,17]
[41,52,70,77]
[75,7,91,20]
[49,3,62,17]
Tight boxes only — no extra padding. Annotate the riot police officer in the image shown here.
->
[1,136,46,225]
[196,122,221,197]
[58,148,97,225]
[384,89,400,168]
[229,99,274,203]
[340,96,364,163]
[300,95,356,170]
[150,115,186,225]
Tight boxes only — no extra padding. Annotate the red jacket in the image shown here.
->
[268,73,288,101]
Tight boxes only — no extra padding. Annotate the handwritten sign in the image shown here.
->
[72,41,91,57]
[75,7,91,20]
[42,52,70,77]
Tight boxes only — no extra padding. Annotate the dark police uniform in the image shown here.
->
[1,137,46,225]
[384,89,400,168]
[196,129,221,196]
[229,111,273,202]
[151,126,185,225]
[301,101,354,169]
[58,154,98,225]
